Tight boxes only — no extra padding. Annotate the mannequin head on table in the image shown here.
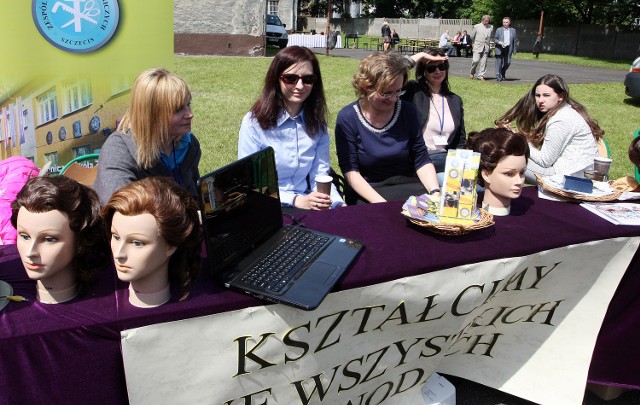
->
[467,128,529,216]
[11,176,106,303]
[101,176,201,308]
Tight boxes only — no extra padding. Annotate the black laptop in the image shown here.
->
[197,147,364,310]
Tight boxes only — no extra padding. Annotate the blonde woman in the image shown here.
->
[94,67,201,204]
[335,52,443,204]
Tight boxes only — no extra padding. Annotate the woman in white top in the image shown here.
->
[496,74,604,183]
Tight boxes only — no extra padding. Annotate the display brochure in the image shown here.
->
[580,202,640,225]
[544,175,615,197]
[439,149,480,220]
[401,194,481,225]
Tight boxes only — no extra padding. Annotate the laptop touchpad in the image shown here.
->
[305,262,342,285]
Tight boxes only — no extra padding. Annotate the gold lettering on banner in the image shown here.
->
[222,387,272,405]
[234,334,277,377]
[225,260,568,403]
[283,322,311,363]
[315,310,349,352]
[352,305,386,335]
[525,300,563,325]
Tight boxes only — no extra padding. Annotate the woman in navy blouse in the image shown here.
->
[335,52,443,204]
[238,46,344,210]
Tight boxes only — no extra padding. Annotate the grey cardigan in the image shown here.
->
[93,131,201,204]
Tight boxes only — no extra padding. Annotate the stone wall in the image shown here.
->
[298,17,473,40]
[510,20,639,59]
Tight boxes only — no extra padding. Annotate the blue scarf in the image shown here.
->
[161,133,192,170]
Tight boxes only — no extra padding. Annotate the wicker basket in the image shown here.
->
[535,175,623,202]
[406,208,495,236]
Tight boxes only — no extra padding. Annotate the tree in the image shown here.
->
[302,0,640,30]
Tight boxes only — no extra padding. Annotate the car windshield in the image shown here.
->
[267,15,283,26]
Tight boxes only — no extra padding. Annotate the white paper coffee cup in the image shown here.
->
[593,157,612,178]
[315,175,333,195]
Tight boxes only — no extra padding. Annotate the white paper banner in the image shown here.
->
[121,237,639,405]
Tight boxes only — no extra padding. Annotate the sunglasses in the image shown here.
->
[425,62,449,73]
[280,74,317,85]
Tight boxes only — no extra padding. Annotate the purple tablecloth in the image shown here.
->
[1,187,639,404]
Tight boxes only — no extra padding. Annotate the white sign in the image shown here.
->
[121,237,639,405]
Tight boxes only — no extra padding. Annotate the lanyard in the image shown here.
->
[430,95,445,136]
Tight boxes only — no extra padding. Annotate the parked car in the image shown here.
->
[624,56,640,99]
[266,14,288,49]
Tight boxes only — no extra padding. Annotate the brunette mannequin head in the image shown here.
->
[101,177,201,307]
[11,176,106,303]
[467,128,530,215]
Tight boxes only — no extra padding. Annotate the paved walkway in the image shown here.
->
[316,47,626,85]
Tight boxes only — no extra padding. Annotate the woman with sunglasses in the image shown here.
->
[238,46,344,211]
[335,52,445,204]
[402,49,466,181]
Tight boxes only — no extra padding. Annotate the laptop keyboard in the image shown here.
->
[240,228,331,293]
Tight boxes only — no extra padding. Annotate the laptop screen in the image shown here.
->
[198,147,281,272]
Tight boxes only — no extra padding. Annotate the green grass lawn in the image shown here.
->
[175,54,640,180]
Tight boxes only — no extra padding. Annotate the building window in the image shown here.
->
[73,145,92,157]
[36,89,58,125]
[62,78,93,114]
[267,0,279,15]
[44,152,58,166]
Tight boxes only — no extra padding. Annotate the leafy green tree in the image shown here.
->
[301,0,640,30]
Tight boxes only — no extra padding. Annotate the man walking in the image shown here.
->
[469,15,493,80]
[494,17,517,81]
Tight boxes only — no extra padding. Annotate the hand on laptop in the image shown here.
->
[295,192,332,210]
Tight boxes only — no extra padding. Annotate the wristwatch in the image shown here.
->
[428,188,441,195]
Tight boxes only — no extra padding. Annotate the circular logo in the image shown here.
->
[32,0,120,53]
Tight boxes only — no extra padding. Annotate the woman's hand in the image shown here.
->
[411,52,448,64]
[295,192,332,211]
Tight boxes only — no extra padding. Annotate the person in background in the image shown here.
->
[93,67,201,205]
[402,49,466,184]
[494,16,517,81]
[381,20,392,52]
[391,29,400,50]
[470,15,493,80]
[238,46,344,211]
[335,52,444,204]
[458,30,472,57]
[452,31,462,56]
[438,29,454,56]
[630,136,640,168]
[496,74,603,183]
